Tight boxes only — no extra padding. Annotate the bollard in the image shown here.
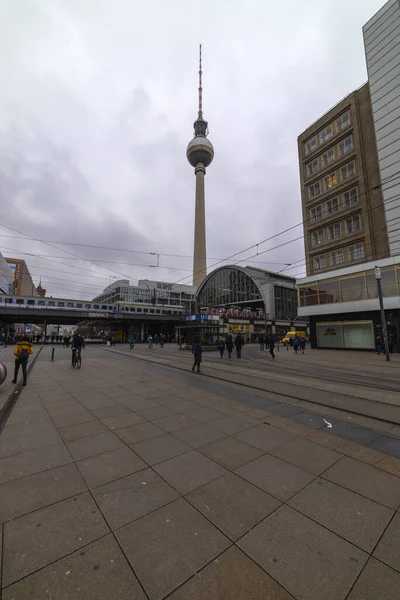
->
[51,348,55,362]
[0,363,7,385]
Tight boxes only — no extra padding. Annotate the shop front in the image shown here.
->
[316,321,375,349]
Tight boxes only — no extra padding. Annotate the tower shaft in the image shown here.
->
[193,163,206,286]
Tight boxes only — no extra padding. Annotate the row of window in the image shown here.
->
[309,187,358,222]
[308,161,356,200]
[304,111,350,156]
[312,243,365,271]
[306,135,353,177]
[299,266,400,306]
[311,214,361,247]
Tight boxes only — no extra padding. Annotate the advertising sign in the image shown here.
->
[229,325,249,335]
[317,324,344,348]
[317,321,374,349]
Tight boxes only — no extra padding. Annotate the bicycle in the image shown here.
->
[71,347,82,369]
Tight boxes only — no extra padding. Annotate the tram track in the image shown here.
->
[94,345,400,428]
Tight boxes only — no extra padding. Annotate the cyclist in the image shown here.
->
[71,332,85,366]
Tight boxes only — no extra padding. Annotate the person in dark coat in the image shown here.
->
[218,339,225,359]
[259,334,265,352]
[234,335,243,359]
[226,335,234,359]
[192,337,202,373]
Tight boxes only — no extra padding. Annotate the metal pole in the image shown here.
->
[51,348,55,362]
[375,266,390,362]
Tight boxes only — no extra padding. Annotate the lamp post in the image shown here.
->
[375,266,390,362]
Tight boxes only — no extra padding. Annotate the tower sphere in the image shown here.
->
[186,135,214,168]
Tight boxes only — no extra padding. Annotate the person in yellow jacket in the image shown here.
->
[12,337,33,386]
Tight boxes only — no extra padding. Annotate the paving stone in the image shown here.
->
[162,399,200,413]
[91,405,134,419]
[267,403,303,417]
[66,431,124,461]
[167,545,293,600]
[377,456,400,477]
[154,450,227,495]
[100,411,145,430]
[185,407,224,423]
[76,446,146,488]
[52,410,96,428]
[6,408,51,426]
[119,396,160,411]
[347,557,400,600]
[115,421,164,445]
[47,403,87,418]
[135,405,177,421]
[235,453,315,501]
[288,411,326,429]
[326,421,382,445]
[307,431,345,449]
[59,420,108,442]
[336,441,385,464]
[187,473,281,541]
[131,434,191,465]
[368,435,400,459]
[269,436,341,475]
[93,468,179,530]
[0,444,72,484]
[78,395,118,410]
[0,463,87,522]
[96,386,133,399]
[247,408,274,420]
[152,414,194,432]
[41,397,77,409]
[199,436,263,470]
[0,420,53,441]
[0,427,62,459]
[235,424,296,452]
[374,512,400,573]
[323,456,400,509]
[238,505,367,600]
[3,491,109,586]
[116,498,230,600]
[134,386,170,400]
[209,415,255,435]
[173,422,227,449]
[2,534,146,600]
[288,478,394,552]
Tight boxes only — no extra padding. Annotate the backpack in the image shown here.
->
[19,348,29,362]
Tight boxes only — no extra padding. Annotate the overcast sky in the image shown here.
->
[0,0,385,299]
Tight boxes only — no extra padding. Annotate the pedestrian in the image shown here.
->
[376,335,383,355]
[218,338,225,359]
[192,337,202,373]
[292,336,299,355]
[148,335,153,349]
[259,334,265,352]
[129,335,135,349]
[11,336,33,386]
[300,337,306,354]
[0,332,6,347]
[226,335,234,359]
[269,337,275,359]
[235,334,243,359]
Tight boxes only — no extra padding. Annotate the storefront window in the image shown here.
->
[318,279,340,304]
[299,285,318,306]
[339,275,366,302]
[366,268,398,299]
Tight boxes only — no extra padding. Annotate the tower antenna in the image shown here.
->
[198,44,203,119]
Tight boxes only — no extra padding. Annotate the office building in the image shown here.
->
[298,83,389,277]
[5,258,40,297]
[0,252,13,294]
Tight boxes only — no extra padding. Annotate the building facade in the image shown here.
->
[0,252,13,294]
[298,83,389,277]
[5,258,40,297]
[363,0,400,257]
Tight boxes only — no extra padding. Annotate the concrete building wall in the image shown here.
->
[0,252,13,294]
[364,0,400,256]
[298,83,389,276]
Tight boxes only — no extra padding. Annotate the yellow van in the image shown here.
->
[282,331,306,344]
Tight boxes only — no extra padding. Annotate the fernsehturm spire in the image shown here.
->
[186,45,214,287]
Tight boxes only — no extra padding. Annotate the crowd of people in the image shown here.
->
[282,335,307,354]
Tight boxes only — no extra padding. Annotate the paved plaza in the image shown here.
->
[0,344,400,599]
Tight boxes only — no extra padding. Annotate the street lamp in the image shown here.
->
[375,266,390,362]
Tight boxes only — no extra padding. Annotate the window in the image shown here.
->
[310,205,322,221]
[16,298,24,305]
[305,136,317,156]
[348,244,364,261]
[48,301,55,307]
[93,304,99,309]
[306,158,319,177]
[340,275,366,301]
[38,300,45,306]
[85,304,91,309]
[311,229,324,246]
[328,223,341,239]
[324,172,337,191]
[341,161,355,181]
[331,249,344,266]
[27,299,35,306]
[319,124,333,145]
[57,302,65,307]
[76,303,82,308]
[346,215,361,233]
[101,305,107,310]
[338,135,353,157]
[67,302,73,308]
[308,182,320,199]
[299,284,318,307]
[137,308,142,313]
[322,148,335,167]
[336,111,350,131]
[343,188,358,206]
[313,254,327,270]
[326,197,339,214]
[318,279,340,303]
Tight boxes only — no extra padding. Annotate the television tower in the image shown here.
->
[187,44,214,287]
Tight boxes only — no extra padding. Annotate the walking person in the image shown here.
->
[226,335,234,359]
[292,336,299,355]
[235,334,243,359]
[218,338,225,359]
[376,335,384,355]
[191,337,202,373]
[269,337,276,359]
[129,335,135,349]
[12,336,33,386]
[259,334,265,352]
[148,335,153,349]
[300,337,306,354]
